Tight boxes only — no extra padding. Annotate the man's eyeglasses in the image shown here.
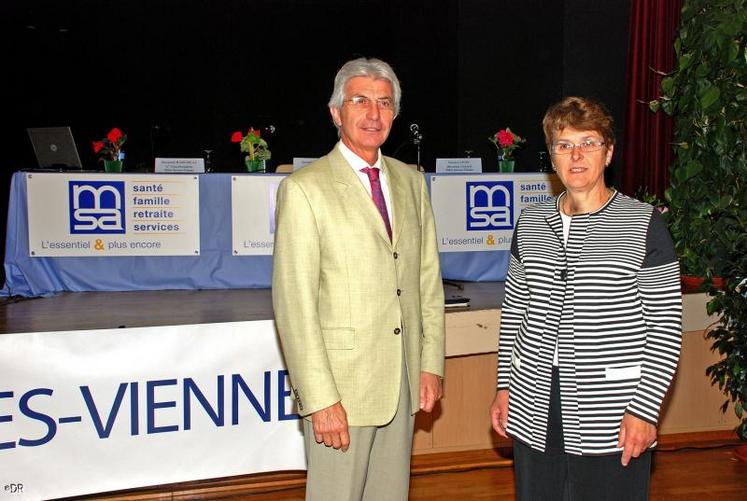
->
[552,140,606,155]
[343,95,394,110]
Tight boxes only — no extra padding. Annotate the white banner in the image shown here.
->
[431,173,563,252]
[231,175,283,256]
[26,173,201,257]
[0,320,305,500]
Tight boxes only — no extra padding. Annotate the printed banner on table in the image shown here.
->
[0,320,305,500]
[26,173,200,256]
[431,173,563,252]
[231,175,283,256]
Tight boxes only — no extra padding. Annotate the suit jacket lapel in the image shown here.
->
[382,157,407,248]
[328,148,393,246]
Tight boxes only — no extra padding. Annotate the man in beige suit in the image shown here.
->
[272,57,445,500]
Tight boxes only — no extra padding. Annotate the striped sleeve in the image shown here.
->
[497,225,530,390]
[627,210,682,424]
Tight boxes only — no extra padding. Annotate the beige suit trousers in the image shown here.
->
[303,350,415,501]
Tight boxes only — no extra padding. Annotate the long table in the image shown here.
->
[0,283,504,500]
[0,285,737,499]
[3,171,561,296]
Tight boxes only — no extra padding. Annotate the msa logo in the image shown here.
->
[69,181,126,234]
[466,181,514,230]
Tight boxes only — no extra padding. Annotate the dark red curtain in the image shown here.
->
[621,0,683,199]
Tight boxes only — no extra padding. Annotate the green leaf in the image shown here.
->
[695,62,711,78]
[700,86,721,110]
[726,40,740,63]
[664,187,674,205]
[681,160,704,182]
[649,100,660,113]
[662,99,675,115]
[661,76,675,95]
[679,53,693,71]
[718,194,733,209]
[720,16,743,38]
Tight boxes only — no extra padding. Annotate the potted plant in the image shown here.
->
[92,127,127,172]
[649,0,745,289]
[488,127,525,173]
[231,128,271,173]
[705,279,747,456]
[650,0,747,456]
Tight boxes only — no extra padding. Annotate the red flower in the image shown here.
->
[497,129,514,148]
[248,128,260,138]
[92,141,105,153]
[230,131,243,143]
[107,128,124,144]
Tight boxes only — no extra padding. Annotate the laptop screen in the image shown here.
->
[27,126,83,169]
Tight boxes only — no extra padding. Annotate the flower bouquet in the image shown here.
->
[231,128,271,172]
[488,127,525,172]
[93,127,127,172]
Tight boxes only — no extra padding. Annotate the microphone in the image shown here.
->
[264,125,276,134]
[409,123,423,171]
[410,123,423,142]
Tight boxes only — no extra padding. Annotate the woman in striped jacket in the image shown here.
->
[490,97,682,500]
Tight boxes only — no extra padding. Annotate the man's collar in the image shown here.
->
[337,141,383,170]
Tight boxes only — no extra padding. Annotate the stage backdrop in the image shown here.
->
[0,320,305,500]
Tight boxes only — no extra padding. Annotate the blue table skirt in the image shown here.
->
[3,172,508,297]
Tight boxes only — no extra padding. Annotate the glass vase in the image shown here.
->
[104,160,123,173]
[245,158,266,173]
[499,159,515,173]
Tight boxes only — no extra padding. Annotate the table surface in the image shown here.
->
[0,281,504,335]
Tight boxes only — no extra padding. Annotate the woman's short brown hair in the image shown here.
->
[542,97,615,150]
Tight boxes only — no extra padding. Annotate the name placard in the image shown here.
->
[292,157,317,171]
[435,158,483,173]
[154,158,205,173]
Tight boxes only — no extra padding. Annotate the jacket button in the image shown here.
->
[397,289,402,296]
[394,327,401,335]
[560,269,567,281]
[393,252,398,259]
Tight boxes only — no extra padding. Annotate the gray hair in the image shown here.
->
[328,57,402,117]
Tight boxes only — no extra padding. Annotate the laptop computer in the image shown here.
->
[27,126,84,171]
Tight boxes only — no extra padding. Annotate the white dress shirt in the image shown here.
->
[337,141,394,227]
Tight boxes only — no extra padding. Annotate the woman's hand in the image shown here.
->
[490,390,510,438]
[618,413,657,466]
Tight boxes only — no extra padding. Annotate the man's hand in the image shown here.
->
[420,371,443,412]
[490,390,509,438]
[312,402,350,452]
[617,412,656,466]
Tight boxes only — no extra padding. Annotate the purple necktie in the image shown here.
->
[361,167,392,241]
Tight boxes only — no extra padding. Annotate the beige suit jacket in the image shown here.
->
[272,146,445,426]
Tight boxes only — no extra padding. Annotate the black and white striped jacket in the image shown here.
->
[497,191,682,455]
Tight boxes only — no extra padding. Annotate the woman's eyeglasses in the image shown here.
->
[552,140,605,155]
